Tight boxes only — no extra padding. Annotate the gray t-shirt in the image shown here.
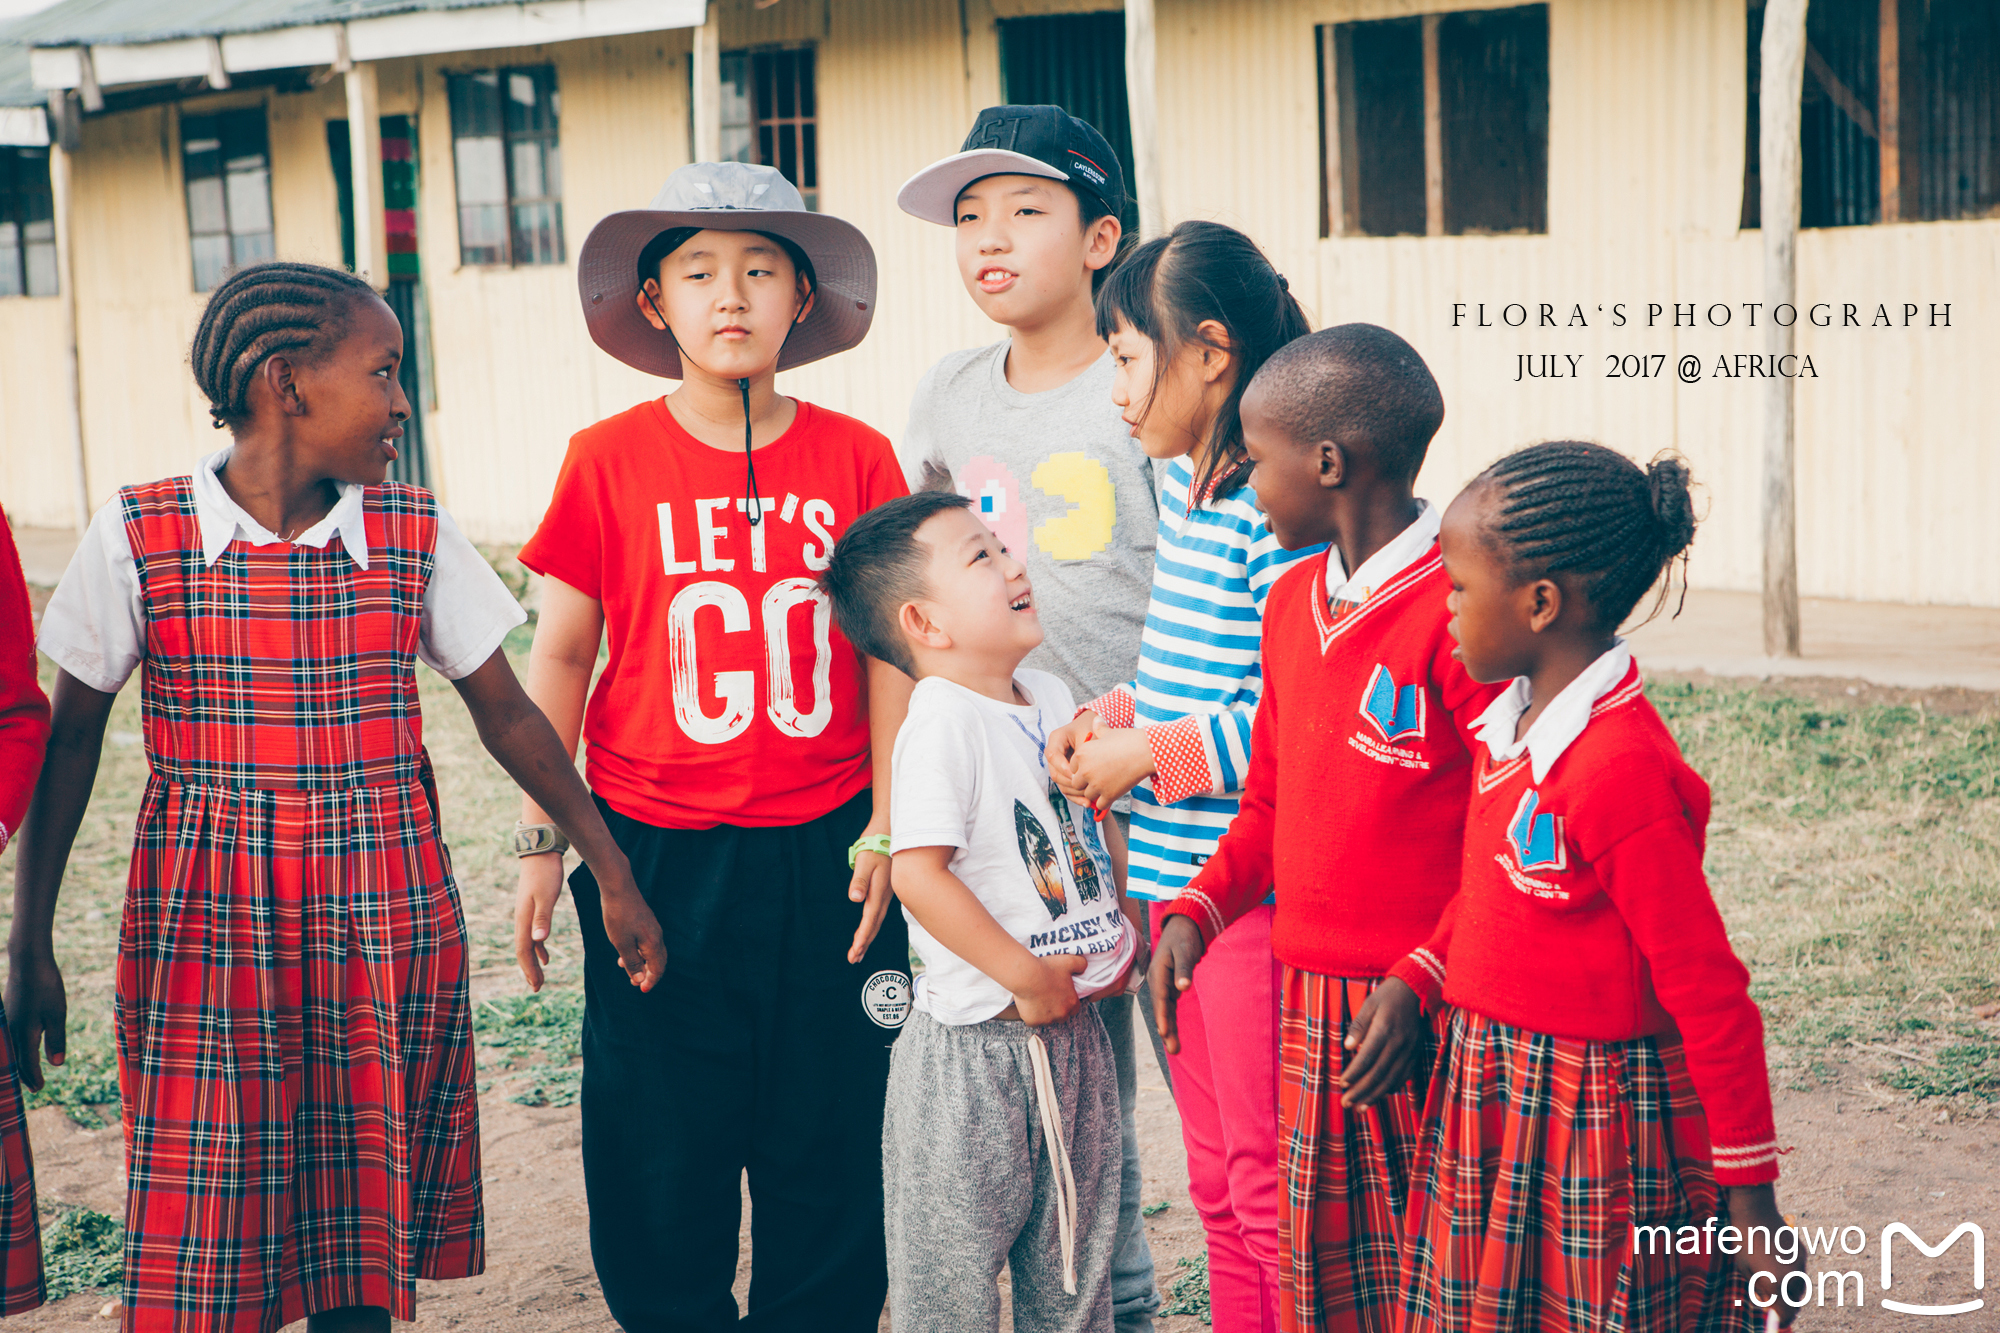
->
[904,341,1157,707]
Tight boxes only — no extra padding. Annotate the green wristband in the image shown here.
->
[848,833,893,869]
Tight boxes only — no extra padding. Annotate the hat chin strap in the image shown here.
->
[642,288,809,529]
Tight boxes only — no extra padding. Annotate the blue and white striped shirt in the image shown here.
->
[1103,457,1324,901]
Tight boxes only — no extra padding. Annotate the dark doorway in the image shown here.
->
[997,12,1138,235]
[329,115,431,489]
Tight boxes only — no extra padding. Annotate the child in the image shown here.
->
[1045,220,1322,1333]
[898,106,1163,1328]
[1394,441,1799,1331]
[820,489,1138,1333]
[512,161,912,1330]
[13,261,662,1332]
[0,505,49,1315]
[1143,325,1498,1333]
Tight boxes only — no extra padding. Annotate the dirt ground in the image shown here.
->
[11,1011,1999,1330]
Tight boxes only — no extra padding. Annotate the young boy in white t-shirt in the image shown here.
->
[822,490,1141,1333]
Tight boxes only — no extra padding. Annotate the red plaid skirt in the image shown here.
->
[1278,968,1436,1333]
[115,479,482,1331]
[0,1010,45,1314]
[1397,1012,1752,1333]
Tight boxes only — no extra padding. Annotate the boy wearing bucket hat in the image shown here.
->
[898,106,1164,1332]
[512,161,912,1332]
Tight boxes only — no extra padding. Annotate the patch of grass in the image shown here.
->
[474,988,585,1107]
[1142,1199,1172,1217]
[41,1207,123,1302]
[1159,1252,1210,1322]
[1650,678,2000,1106]
[1883,1029,2000,1101]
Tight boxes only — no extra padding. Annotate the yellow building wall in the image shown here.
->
[0,296,75,530]
[2,0,1993,606]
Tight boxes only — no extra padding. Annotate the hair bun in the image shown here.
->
[1644,454,1696,560]
[1275,271,1290,293]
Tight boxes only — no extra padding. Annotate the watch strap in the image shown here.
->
[511,823,571,858]
[847,833,893,869]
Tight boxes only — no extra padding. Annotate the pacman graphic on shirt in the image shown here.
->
[1014,800,1070,919]
[961,455,1030,557]
[1359,663,1427,743]
[1506,788,1568,873]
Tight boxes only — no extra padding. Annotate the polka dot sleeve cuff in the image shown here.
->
[1081,687,1136,731]
[1146,715,1222,806]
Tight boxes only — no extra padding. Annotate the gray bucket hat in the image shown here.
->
[577,162,877,379]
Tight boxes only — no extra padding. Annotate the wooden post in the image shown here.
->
[49,141,89,534]
[1421,14,1443,237]
[1124,0,1164,240]
[691,2,722,163]
[1878,0,1899,222]
[1760,0,1808,657]
[344,62,388,290]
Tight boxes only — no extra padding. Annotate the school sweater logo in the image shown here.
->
[1359,664,1427,743]
[1506,789,1568,873]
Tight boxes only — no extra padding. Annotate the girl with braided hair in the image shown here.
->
[14,260,662,1332]
[1392,440,1802,1331]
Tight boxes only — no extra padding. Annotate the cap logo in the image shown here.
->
[966,115,1029,152]
[1065,151,1107,188]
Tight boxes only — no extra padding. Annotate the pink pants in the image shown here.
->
[1157,901,1282,1333]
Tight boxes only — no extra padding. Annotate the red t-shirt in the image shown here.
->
[519,398,908,828]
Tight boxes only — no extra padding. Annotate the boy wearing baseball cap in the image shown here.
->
[513,161,912,1331]
[898,105,1163,1331]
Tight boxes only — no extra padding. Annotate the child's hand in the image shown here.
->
[3,952,67,1092]
[1147,915,1208,1054]
[1045,714,1097,801]
[846,832,893,965]
[1728,1185,1805,1327]
[596,873,667,993]
[1014,953,1088,1027]
[1339,977,1424,1109]
[513,853,567,992]
[1064,729,1155,812]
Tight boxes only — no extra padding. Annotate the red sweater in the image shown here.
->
[1401,662,1779,1184]
[1162,545,1498,977]
[0,509,51,852]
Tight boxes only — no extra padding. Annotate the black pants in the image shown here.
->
[570,789,910,1332]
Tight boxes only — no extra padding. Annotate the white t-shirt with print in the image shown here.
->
[890,668,1135,1025]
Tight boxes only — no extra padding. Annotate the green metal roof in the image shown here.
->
[1,0,557,49]
[0,41,38,107]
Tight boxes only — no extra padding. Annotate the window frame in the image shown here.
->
[447,64,566,267]
[0,146,58,299]
[180,105,275,293]
[1317,4,1550,240]
[718,45,818,211]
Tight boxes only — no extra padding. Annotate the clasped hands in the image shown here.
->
[1044,711,1156,812]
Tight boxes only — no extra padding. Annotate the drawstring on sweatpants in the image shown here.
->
[1026,1031,1079,1295]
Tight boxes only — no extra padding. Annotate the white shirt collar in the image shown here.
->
[1323,498,1440,605]
[191,447,370,569]
[1471,640,1633,783]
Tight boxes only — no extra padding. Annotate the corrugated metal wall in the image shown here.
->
[0,0,1994,605]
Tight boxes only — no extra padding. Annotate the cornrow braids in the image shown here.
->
[1476,441,1697,631]
[189,262,378,429]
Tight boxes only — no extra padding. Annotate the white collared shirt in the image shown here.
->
[1470,640,1634,783]
[39,449,526,692]
[1323,499,1440,607]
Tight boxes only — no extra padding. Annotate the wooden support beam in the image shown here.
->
[345,62,388,290]
[691,2,722,164]
[1124,0,1163,240]
[50,143,89,533]
[1760,0,1808,658]
[1878,0,1900,222]
[1422,13,1443,237]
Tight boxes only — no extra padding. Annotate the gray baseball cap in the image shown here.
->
[577,161,878,379]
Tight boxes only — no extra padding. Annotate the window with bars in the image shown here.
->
[448,66,564,265]
[1742,0,2000,228]
[1317,5,1549,238]
[183,109,275,292]
[719,48,817,210]
[0,147,57,298]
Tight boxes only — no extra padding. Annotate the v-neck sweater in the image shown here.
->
[1161,544,1499,978]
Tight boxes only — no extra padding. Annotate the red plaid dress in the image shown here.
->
[1278,968,1437,1333]
[1397,1011,1752,1333]
[0,1021,44,1315]
[116,477,483,1331]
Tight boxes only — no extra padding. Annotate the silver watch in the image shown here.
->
[511,822,571,858]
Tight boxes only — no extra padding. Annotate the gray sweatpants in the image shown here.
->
[884,1005,1122,1333]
